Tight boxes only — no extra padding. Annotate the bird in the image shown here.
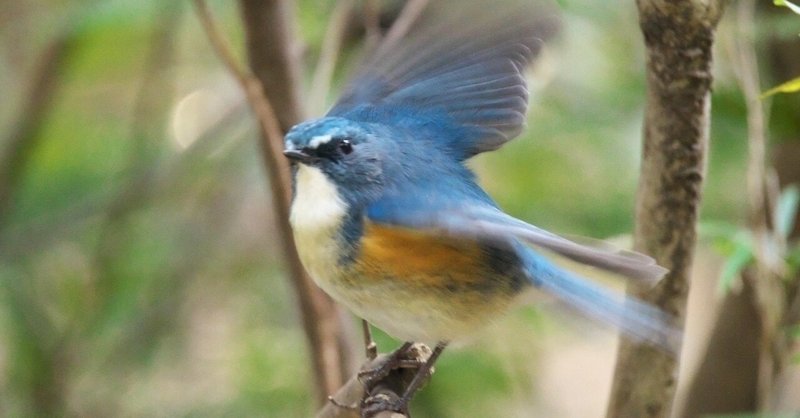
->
[283,0,677,413]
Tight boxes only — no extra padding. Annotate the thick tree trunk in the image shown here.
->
[605,1,725,417]
[679,1,800,415]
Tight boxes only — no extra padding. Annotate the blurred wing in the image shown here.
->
[329,0,560,160]
[366,193,667,284]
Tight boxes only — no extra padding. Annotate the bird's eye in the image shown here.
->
[339,139,353,155]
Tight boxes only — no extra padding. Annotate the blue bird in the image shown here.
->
[283,0,677,412]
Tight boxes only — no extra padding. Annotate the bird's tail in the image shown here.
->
[522,249,682,353]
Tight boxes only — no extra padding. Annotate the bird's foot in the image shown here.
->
[357,342,424,389]
[358,342,445,418]
[360,391,410,418]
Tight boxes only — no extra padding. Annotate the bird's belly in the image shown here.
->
[334,273,519,343]
[335,223,526,342]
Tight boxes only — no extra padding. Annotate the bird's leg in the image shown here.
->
[362,320,378,360]
[358,341,416,388]
[395,342,447,412]
[361,342,448,417]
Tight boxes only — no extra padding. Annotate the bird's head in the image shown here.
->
[283,116,390,206]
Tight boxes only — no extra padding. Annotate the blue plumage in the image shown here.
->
[329,0,558,160]
[283,1,678,404]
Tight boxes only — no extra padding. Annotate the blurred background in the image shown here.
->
[0,0,798,417]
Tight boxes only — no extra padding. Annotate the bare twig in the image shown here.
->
[376,0,429,55]
[192,0,353,403]
[316,344,433,418]
[362,0,382,49]
[363,320,377,361]
[605,1,726,417]
[732,0,787,409]
[309,0,357,116]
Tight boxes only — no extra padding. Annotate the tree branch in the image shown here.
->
[238,0,305,132]
[605,1,726,417]
[375,0,429,55]
[192,0,354,403]
[732,0,788,409]
[308,0,356,116]
[316,344,433,418]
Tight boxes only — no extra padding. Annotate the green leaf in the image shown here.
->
[774,0,800,14]
[718,240,755,293]
[761,76,800,98]
[775,185,800,240]
[699,221,742,241]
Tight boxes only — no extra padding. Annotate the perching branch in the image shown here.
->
[605,1,726,417]
[192,0,354,404]
[316,343,433,418]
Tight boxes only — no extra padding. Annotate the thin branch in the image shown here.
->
[375,0,429,55]
[316,344,433,418]
[309,0,356,116]
[362,0,382,49]
[192,0,353,403]
[733,0,785,408]
[192,1,250,91]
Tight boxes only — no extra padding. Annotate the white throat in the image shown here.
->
[289,165,348,285]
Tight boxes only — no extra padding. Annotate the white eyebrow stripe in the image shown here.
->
[308,134,332,149]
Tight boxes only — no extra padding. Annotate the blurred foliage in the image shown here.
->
[701,185,800,293]
[0,0,795,417]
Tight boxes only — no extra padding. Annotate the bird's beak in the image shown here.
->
[283,149,313,163]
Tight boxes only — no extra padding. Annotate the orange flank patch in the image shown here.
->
[357,221,486,286]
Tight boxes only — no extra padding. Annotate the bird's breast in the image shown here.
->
[289,164,349,290]
[342,222,527,342]
[288,167,527,342]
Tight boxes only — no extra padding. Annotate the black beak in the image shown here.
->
[283,149,313,163]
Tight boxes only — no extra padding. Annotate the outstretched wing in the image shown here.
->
[328,0,560,160]
[366,190,667,284]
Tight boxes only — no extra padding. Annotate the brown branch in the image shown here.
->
[309,0,356,116]
[192,0,354,403]
[375,0,429,56]
[238,0,304,132]
[316,344,433,418]
[732,0,788,409]
[605,1,726,417]
[362,0,382,50]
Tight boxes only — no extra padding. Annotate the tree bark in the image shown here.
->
[232,0,355,403]
[239,0,304,132]
[680,0,800,414]
[606,1,725,417]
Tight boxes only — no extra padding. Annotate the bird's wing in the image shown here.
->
[328,0,560,160]
[366,191,667,284]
